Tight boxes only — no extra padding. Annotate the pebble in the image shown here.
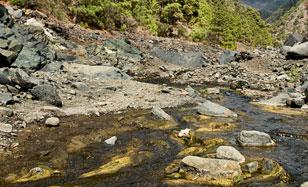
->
[104,136,117,145]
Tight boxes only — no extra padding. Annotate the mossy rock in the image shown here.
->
[14,165,55,183]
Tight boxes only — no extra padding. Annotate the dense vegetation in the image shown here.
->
[8,0,273,49]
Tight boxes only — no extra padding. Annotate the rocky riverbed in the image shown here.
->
[0,3,308,187]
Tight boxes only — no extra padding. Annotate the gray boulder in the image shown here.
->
[0,68,38,90]
[12,47,42,70]
[196,100,238,117]
[257,93,289,106]
[0,92,14,105]
[238,130,275,147]
[30,84,62,107]
[219,50,253,64]
[216,146,245,163]
[151,47,208,68]
[181,156,242,179]
[283,42,308,59]
[284,33,303,46]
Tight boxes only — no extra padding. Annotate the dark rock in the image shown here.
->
[0,5,13,27]
[151,47,208,68]
[56,53,77,62]
[286,97,305,108]
[0,48,17,67]
[30,84,62,107]
[261,159,275,174]
[284,33,303,47]
[12,47,42,70]
[0,92,14,105]
[220,50,253,64]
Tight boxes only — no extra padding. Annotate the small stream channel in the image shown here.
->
[0,91,307,187]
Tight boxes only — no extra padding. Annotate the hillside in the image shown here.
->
[5,0,273,49]
[274,0,308,40]
[242,0,299,22]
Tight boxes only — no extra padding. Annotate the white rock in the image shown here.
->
[301,182,308,187]
[45,117,60,127]
[216,146,245,163]
[104,136,117,145]
[0,123,13,133]
[178,128,190,138]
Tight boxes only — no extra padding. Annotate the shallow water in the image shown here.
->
[0,92,307,187]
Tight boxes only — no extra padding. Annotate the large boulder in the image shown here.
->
[151,47,208,68]
[30,84,62,107]
[284,33,303,46]
[257,93,289,106]
[238,130,275,147]
[0,68,38,90]
[181,156,242,179]
[66,64,131,80]
[216,146,245,163]
[196,100,238,118]
[283,42,308,59]
[11,47,42,70]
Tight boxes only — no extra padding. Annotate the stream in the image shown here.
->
[0,91,307,186]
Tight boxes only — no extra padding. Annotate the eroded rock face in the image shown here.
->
[238,130,275,147]
[196,100,238,118]
[216,146,245,163]
[181,156,242,179]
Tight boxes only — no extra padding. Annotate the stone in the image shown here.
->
[0,5,13,27]
[66,64,131,80]
[8,39,23,53]
[257,93,289,106]
[104,136,117,145]
[283,42,308,59]
[301,182,308,187]
[0,39,8,48]
[151,47,208,68]
[45,117,60,127]
[286,97,305,108]
[216,146,245,163]
[12,47,42,70]
[30,84,62,107]
[0,123,12,133]
[207,87,220,94]
[238,130,275,147]
[219,50,237,64]
[181,156,242,179]
[178,128,191,138]
[0,107,13,117]
[0,92,14,105]
[14,166,54,183]
[0,48,17,67]
[242,161,259,173]
[8,68,38,89]
[284,33,303,46]
[151,106,172,120]
[185,85,198,98]
[196,100,238,117]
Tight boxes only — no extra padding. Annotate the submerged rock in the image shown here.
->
[216,146,245,163]
[151,106,172,120]
[14,166,54,183]
[181,156,242,179]
[196,100,237,118]
[238,130,275,147]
